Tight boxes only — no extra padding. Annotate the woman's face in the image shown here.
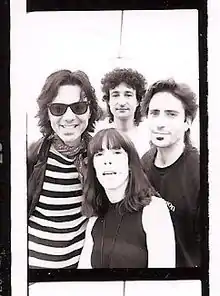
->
[93,143,129,190]
[48,84,90,146]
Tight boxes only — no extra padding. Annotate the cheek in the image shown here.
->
[78,111,90,125]
[148,118,155,129]
[132,98,138,108]
[171,120,185,132]
[109,98,117,107]
[117,156,129,172]
[49,113,60,128]
[93,159,103,175]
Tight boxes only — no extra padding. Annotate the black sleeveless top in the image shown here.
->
[91,203,148,268]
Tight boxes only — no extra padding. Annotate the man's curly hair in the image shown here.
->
[36,69,99,136]
[101,68,147,126]
[141,78,198,145]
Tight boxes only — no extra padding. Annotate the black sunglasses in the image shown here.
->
[48,101,89,116]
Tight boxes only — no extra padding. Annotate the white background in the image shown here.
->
[21,10,199,147]
[10,1,218,296]
[29,280,201,296]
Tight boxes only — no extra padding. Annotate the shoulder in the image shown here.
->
[27,137,44,160]
[183,145,200,178]
[141,147,157,167]
[184,145,200,163]
[27,135,53,164]
[142,196,171,232]
[143,196,167,215]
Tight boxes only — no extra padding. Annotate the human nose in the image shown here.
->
[118,95,127,105]
[62,106,77,120]
[154,114,167,129]
[103,152,113,166]
[104,160,112,165]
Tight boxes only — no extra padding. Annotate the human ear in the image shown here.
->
[184,116,192,132]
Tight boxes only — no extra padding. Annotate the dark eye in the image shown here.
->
[94,151,103,157]
[167,111,177,117]
[50,104,66,115]
[55,106,63,112]
[74,104,82,112]
[111,93,119,98]
[113,149,122,155]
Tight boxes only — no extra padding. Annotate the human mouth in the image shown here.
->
[153,132,169,135]
[61,124,79,129]
[103,171,117,176]
[152,132,169,141]
[116,107,129,111]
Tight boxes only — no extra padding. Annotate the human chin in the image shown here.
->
[58,124,85,145]
[115,108,130,115]
[99,173,128,190]
[151,134,170,147]
[115,111,131,120]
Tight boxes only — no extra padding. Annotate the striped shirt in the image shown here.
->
[28,146,88,269]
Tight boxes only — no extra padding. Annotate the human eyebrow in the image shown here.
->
[110,91,120,95]
[94,150,104,156]
[113,150,122,154]
[124,90,134,95]
[149,109,160,115]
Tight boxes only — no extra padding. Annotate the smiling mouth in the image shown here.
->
[103,171,117,176]
[61,124,79,128]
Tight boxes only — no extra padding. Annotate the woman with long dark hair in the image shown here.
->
[78,128,175,268]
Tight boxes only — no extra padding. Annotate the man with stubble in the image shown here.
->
[141,79,200,267]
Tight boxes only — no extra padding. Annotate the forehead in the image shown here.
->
[52,84,83,104]
[149,92,185,112]
[110,82,136,93]
[100,143,127,157]
[101,136,122,149]
[101,143,122,150]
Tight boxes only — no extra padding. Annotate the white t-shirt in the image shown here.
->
[93,118,150,158]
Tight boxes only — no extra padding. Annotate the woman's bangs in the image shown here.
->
[89,129,126,155]
[104,131,124,150]
[89,132,105,155]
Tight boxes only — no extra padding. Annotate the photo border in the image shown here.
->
[8,0,208,295]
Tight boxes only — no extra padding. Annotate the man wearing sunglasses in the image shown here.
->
[27,69,99,269]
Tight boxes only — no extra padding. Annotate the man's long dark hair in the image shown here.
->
[36,69,99,136]
[82,128,158,217]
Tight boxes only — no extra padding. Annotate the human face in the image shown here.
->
[48,84,90,146]
[109,82,138,121]
[147,92,190,148]
[93,144,129,191]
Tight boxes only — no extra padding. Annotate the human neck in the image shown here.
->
[155,140,185,168]
[56,134,81,148]
[114,117,136,133]
[53,134,83,157]
[105,178,128,204]
[65,136,81,149]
